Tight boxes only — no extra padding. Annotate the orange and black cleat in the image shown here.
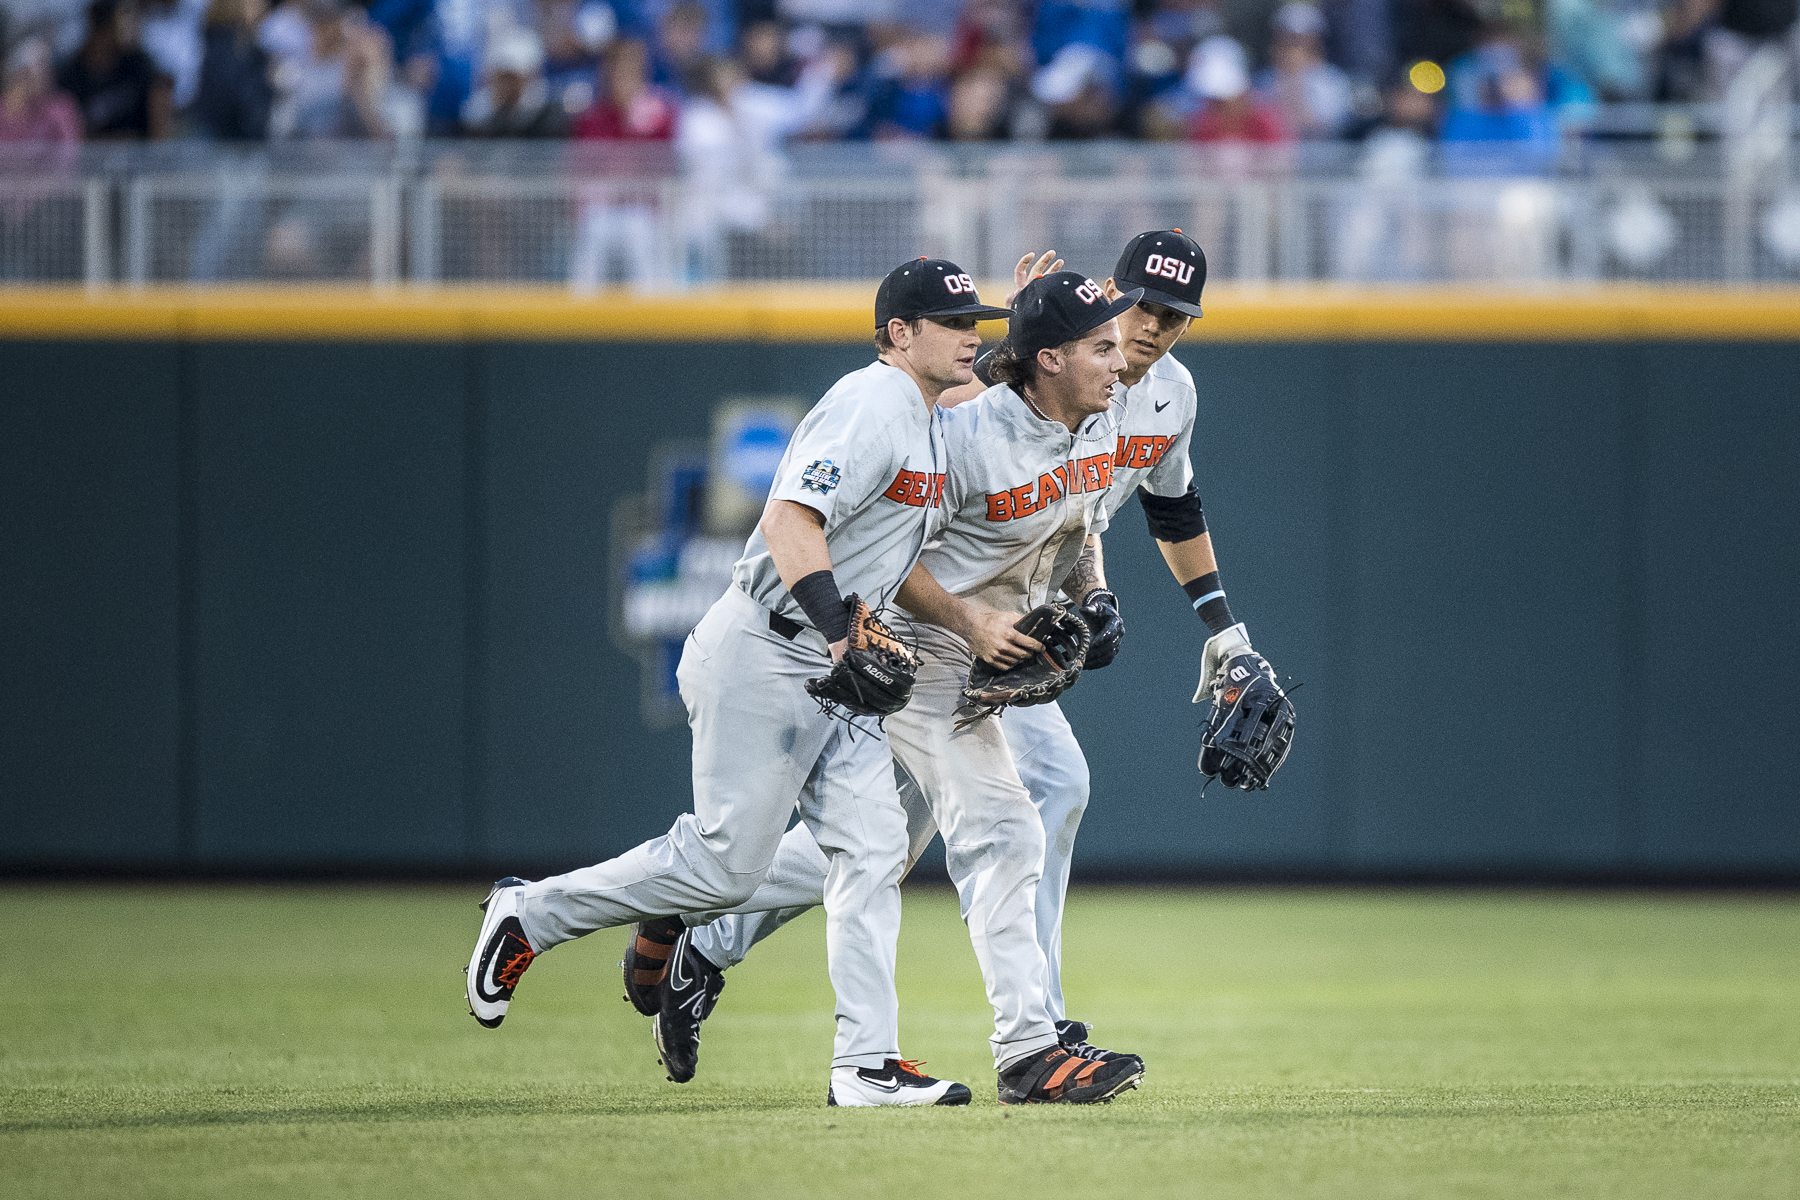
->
[620,916,685,1016]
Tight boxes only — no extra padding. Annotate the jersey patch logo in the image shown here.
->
[800,459,841,494]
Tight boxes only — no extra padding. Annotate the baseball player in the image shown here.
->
[656,272,1153,1105]
[957,231,1252,1060]
[671,232,1265,1071]
[464,257,1015,1108]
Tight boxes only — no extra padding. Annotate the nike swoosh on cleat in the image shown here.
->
[479,946,508,1002]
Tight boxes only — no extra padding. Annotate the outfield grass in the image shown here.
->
[2,884,1796,1199]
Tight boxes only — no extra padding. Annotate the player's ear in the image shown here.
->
[886,317,911,350]
[1036,346,1062,376]
[1102,278,1120,301]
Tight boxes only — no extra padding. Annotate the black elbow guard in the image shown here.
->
[1138,485,1207,542]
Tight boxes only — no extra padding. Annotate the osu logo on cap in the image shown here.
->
[1144,253,1195,285]
[1074,279,1104,305]
[943,272,976,294]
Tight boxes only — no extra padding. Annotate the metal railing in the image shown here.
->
[4,139,1798,287]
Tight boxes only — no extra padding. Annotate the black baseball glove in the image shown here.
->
[959,603,1091,725]
[1198,652,1296,791]
[1078,588,1124,670]
[804,595,919,718]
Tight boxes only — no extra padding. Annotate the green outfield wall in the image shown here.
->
[4,289,1798,879]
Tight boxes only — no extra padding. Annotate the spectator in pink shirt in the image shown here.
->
[573,38,677,141]
[569,38,678,293]
[2,37,84,280]
[1,37,84,148]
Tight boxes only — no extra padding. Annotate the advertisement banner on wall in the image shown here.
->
[611,397,805,726]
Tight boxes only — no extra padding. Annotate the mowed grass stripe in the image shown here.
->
[1,884,1795,1199]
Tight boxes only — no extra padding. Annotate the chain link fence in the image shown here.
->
[9,141,1800,286]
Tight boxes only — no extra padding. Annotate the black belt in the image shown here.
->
[768,609,804,641]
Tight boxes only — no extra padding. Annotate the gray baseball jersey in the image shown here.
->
[734,361,945,623]
[1099,350,1198,522]
[908,383,1117,617]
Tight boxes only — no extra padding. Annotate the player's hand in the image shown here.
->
[963,603,1043,669]
[828,637,848,663]
[1193,622,1253,703]
[1005,250,1063,308]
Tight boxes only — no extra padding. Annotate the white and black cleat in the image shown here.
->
[827,1059,972,1107]
[465,876,536,1029]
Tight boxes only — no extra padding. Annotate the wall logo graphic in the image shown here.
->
[612,398,804,726]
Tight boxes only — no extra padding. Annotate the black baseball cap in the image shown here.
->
[1006,271,1143,356]
[875,258,1013,328]
[1113,229,1207,318]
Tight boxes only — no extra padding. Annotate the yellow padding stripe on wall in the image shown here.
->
[2,284,1799,342]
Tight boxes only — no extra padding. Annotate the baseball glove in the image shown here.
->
[804,595,919,718]
[1198,652,1296,792]
[959,603,1092,725]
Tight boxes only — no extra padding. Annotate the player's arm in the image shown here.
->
[895,562,1041,667]
[1139,485,1253,696]
[1063,534,1125,669]
[761,499,852,661]
[1156,528,1219,592]
[1062,535,1107,597]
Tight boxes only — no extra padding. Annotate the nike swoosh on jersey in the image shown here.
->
[1154,399,1171,412]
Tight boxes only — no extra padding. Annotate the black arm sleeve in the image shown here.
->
[1138,485,1207,543]
[790,570,850,643]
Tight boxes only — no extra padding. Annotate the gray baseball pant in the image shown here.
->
[685,623,1061,1070]
[514,585,908,1069]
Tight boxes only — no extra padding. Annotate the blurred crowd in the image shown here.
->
[2,0,1797,154]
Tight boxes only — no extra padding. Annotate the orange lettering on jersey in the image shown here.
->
[1038,471,1062,504]
[1011,482,1039,518]
[1113,436,1175,472]
[1077,452,1112,492]
[987,490,1013,521]
[884,467,947,508]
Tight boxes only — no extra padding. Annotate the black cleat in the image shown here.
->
[1056,1019,1145,1071]
[653,930,726,1083]
[621,916,686,1016]
[827,1059,972,1107]
[465,877,535,1029]
[997,1044,1143,1105]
